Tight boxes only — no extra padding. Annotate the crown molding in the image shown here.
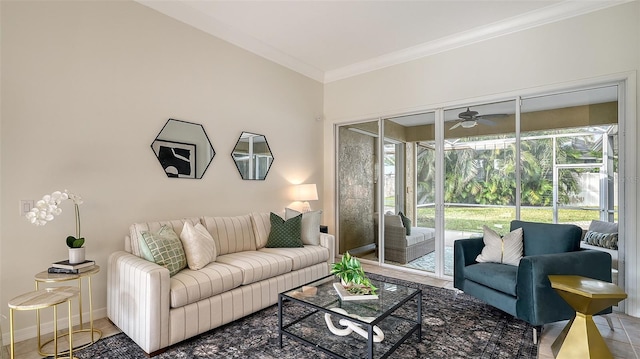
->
[137,0,630,84]
[323,0,632,83]
[136,0,325,83]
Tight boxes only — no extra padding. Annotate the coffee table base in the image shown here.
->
[324,308,385,342]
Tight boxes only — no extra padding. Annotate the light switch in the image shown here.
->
[20,200,34,216]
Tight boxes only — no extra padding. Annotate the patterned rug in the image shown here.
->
[70,273,537,359]
[404,246,455,276]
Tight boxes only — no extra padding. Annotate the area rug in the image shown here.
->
[70,273,537,359]
[404,246,455,276]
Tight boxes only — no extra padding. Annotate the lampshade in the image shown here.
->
[295,184,318,201]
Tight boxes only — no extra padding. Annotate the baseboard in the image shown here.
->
[2,307,107,346]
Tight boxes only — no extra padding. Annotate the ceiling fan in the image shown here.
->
[449,107,507,130]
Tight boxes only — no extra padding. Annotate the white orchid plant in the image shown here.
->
[25,190,85,248]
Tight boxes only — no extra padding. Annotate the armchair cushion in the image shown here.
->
[511,220,582,256]
[476,226,523,266]
[464,262,518,296]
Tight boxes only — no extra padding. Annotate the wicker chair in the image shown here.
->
[383,215,435,264]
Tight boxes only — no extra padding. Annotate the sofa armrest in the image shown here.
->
[384,225,408,248]
[107,251,171,355]
[453,237,484,290]
[516,249,613,326]
[320,233,336,265]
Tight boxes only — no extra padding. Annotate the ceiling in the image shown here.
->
[137,0,628,83]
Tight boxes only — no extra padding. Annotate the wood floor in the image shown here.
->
[3,263,640,358]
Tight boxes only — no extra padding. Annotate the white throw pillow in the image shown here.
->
[285,208,322,245]
[180,221,217,270]
[476,226,523,266]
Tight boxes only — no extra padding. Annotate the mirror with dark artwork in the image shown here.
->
[231,131,274,180]
[151,119,215,179]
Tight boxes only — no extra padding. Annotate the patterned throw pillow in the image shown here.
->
[584,230,618,250]
[398,211,412,235]
[266,212,303,248]
[140,225,187,276]
[476,226,524,266]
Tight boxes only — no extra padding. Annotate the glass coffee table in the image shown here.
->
[278,274,422,359]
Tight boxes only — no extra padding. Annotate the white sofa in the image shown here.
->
[107,213,335,355]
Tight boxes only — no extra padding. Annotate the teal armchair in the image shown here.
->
[453,220,613,342]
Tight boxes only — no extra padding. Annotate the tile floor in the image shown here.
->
[3,263,639,358]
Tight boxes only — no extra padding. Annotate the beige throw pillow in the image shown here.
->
[285,208,322,245]
[476,226,523,266]
[180,221,217,270]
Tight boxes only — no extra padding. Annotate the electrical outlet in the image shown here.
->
[20,200,34,216]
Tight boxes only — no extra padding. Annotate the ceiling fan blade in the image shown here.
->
[449,122,462,130]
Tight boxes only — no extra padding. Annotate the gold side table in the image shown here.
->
[8,286,80,359]
[34,265,102,356]
[548,275,627,359]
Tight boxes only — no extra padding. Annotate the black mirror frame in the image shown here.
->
[151,118,215,179]
[231,131,274,180]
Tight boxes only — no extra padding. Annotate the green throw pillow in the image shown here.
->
[140,225,187,276]
[398,211,411,236]
[266,212,303,248]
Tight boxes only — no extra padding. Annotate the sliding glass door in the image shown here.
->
[442,100,517,275]
[335,84,620,279]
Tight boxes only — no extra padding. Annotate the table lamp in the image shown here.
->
[295,184,318,212]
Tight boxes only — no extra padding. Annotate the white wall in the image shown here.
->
[0,1,323,339]
[323,2,640,313]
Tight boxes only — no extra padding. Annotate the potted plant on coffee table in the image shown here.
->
[330,252,377,296]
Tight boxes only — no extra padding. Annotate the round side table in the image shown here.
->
[8,286,80,359]
[34,265,102,356]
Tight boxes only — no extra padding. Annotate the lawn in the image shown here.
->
[416,206,615,235]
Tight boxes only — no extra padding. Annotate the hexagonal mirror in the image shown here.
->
[231,131,274,180]
[151,119,215,179]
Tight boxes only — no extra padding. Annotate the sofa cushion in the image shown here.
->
[129,217,201,258]
[405,232,426,247]
[180,222,217,270]
[266,212,303,248]
[201,215,256,255]
[589,220,618,234]
[584,230,618,250]
[510,220,582,256]
[140,225,187,277]
[285,208,322,245]
[464,262,518,296]
[169,262,244,308]
[215,251,293,285]
[250,212,271,249]
[412,227,435,240]
[259,245,329,271]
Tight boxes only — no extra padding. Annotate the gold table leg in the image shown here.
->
[551,290,626,359]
